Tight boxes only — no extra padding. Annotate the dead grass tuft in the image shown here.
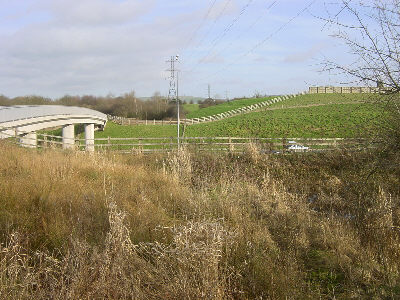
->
[0,141,399,298]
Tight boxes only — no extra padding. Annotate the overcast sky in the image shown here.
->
[0,0,360,99]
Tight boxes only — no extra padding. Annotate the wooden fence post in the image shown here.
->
[229,137,234,152]
[138,139,142,153]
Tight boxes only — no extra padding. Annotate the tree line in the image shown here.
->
[0,92,190,120]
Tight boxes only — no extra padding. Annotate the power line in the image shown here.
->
[185,0,255,73]
[186,0,278,75]
[203,0,278,65]
[183,0,233,64]
[321,0,353,30]
[193,0,233,50]
[181,0,218,55]
[194,0,317,83]
[244,0,316,57]
[210,0,255,48]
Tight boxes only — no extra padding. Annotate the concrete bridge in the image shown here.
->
[0,105,107,151]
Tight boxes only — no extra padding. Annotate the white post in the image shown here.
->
[20,132,37,148]
[85,124,95,152]
[177,71,180,150]
[62,124,75,150]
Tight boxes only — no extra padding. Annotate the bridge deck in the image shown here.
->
[0,105,106,124]
[0,105,107,151]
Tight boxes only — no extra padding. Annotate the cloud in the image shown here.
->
[199,54,225,64]
[0,0,196,97]
[40,0,156,26]
[208,0,238,20]
[283,43,327,64]
[0,1,352,98]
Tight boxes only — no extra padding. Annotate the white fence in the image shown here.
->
[108,93,304,126]
[8,135,367,153]
[91,137,369,153]
[0,129,371,153]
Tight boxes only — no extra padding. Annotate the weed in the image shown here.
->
[0,142,399,298]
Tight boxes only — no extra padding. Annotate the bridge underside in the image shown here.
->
[1,123,101,152]
[0,109,107,152]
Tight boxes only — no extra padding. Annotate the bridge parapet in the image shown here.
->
[0,105,107,151]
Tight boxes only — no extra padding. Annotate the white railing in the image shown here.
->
[90,136,369,153]
[107,92,306,126]
[0,126,371,153]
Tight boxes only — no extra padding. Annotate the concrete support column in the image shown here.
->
[85,123,95,152]
[20,132,37,148]
[62,124,75,150]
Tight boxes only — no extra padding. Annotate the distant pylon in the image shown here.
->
[166,55,181,149]
[166,55,179,102]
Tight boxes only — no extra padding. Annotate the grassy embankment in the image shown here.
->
[0,142,399,298]
[185,102,384,138]
[183,93,373,119]
[183,103,199,115]
[184,96,275,119]
[96,94,384,140]
[266,93,375,109]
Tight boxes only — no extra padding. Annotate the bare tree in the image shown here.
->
[322,0,400,93]
[321,1,400,168]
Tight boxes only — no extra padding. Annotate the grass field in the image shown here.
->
[185,96,275,119]
[95,122,177,138]
[183,103,199,115]
[36,93,384,141]
[93,122,179,151]
[184,93,377,119]
[267,93,376,109]
[185,102,384,138]
[96,101,384,139]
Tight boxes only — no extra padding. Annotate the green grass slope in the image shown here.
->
[94,93,384,139]
[95,122,177,138]
[183,103,200,115]
[185,96,275,119]
[184,93,374,119]
[267,93,376,109]
[185,103,384,138]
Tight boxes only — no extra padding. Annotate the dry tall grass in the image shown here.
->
[0,141,399,299]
